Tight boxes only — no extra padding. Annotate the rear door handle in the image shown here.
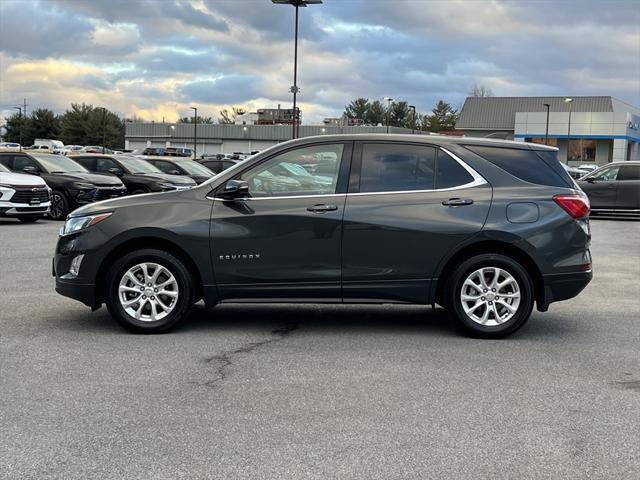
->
[442,198,474,206]
[307,204,338,213]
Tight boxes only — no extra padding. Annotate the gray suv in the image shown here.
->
[54,135,592,338]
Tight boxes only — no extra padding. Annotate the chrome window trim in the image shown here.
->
[208,146,488,200]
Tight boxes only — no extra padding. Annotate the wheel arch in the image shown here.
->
[94,236,204,305]
[433,239,544,310]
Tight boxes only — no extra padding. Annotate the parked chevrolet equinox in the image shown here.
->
[54,135,592,338]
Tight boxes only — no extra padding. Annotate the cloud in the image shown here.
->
[0,0,638,125]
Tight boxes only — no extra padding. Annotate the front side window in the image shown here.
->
[96,158,119,173]
[360,144,435,193]
[240,144,344,197]
[12,156,39,172]
[591,167,619,181]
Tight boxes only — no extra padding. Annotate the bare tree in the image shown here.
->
[218,106,248,124]
[469,84,494,97]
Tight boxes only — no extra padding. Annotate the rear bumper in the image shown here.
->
[538,269,592,311]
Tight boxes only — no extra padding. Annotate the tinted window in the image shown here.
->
[31,154,87,173]
[96,158,119,173]
[240,144,344,197]
[74,157,96,170]
[436,150,474,188]
[360,144,435,193]
[591,166,619,181]
[202,161,222,174]
[151,160,177,173]
[12,156,38,172]
[618,165,640,181]
[465,145,572,188]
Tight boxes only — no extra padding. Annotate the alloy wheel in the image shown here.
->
[118,262,179,322]
[50,193,64,219]
[460,267,521,326]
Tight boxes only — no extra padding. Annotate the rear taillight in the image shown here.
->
[553,194,590,219]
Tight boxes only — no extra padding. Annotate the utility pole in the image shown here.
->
[23,98,28,120]
[543,103,550,145]
[13,106,22,151]
[384,97,394,134]
[409,105,416,134]
[102,107,107,153]
[190,107,198,159]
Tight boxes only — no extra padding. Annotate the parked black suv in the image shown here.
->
[54,135,592,338]
[578,161,640,215]
[198,156,242,174]
[0,152,126,220]
[143,157,215,184]
[72,154,197,194]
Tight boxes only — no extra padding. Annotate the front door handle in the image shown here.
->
[442,198,474,206]
[307,204,338,213]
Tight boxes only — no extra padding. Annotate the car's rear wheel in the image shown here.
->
[49,190,69,220]
[445,254,534,338]
[105,249,195,333]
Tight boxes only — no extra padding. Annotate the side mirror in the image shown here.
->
[23,166,39,175]
[221,179,249,199]
[586,178,596,183]
[108,167,124,177]
[169,169,181,175]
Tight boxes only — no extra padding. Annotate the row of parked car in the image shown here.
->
[0,150,248,222]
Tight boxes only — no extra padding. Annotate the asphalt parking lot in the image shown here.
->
[1,217,639,479]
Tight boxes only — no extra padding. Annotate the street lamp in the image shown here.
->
[190,106,197,159]
[543,103,550,145]
[272,0,323,140]
[408,105,416,134]
[13,106,22,151]
[384,97,394,133]
[565,98,573,163]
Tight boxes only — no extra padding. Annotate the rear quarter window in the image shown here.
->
[464,145,573,188]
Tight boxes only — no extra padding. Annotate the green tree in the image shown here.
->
[422,100,459,132]
[23,108,60,146]
[388,101,412,127]
[2,112,24,144]
[344,98,370,122]
[59,103,125,149]
[365,100,387,126]
[178,115,214,124]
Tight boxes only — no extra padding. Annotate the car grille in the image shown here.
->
[10,185,50,204]
[92,187,126,201]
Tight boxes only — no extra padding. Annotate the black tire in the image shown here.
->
[18,217,39,223]
[445,253,534,339]
[104,249,195,333]
[49,190,69,220]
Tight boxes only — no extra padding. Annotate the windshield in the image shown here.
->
[33,154,88,173]
[0,163,10,172]
[118,156,163,174]
[174,160,214,175]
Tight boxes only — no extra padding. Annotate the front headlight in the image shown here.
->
[61,212,112,235]
[73,182,95,190]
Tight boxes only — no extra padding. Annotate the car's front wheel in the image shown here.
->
[105,249,195,333]
[49,190,69,220]
[445,254,534,338]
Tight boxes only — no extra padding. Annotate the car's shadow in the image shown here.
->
[59,302,578,341]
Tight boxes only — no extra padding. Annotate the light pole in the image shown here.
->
[272,0,323,140]
[384,97,394,133]
[190,106,197,159]
[13,106,22,151]
[565,98,573,162]
[408,105,416,134]
[101,107,107,153]
[543,103,550,145]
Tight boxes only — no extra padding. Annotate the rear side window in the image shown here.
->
[618,165,640,180]
[202,161,222,174]
[360,144,435,193]
[436,150,474,188]
[464,145,572,188]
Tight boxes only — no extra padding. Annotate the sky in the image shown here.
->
[1,0,639,124]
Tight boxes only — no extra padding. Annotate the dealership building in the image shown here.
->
[124,123,425,156]
[456,96,640,165]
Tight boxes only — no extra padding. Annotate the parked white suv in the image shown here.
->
[0,162,51,223]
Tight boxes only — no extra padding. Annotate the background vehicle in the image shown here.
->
[131,147,166,156]
[198,156,242,174]
[0,162,51,222]
[0,152,126,220]
[72,154,197,194]
[578,164,599,173]
[163,147,192,157]
[144,157,215,184]
[561,163,589,180]
[0,142,21,151]
[34,139,64,152]
[578,161,640,215]
[54,134,591,338]
[81,146,113,154]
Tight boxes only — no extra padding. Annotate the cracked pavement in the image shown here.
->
[1,217,639,479]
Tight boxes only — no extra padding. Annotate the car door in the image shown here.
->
[580,166,620,210]
[210,142,352,301]
[615,165,640,211]
[342,142,492,303]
